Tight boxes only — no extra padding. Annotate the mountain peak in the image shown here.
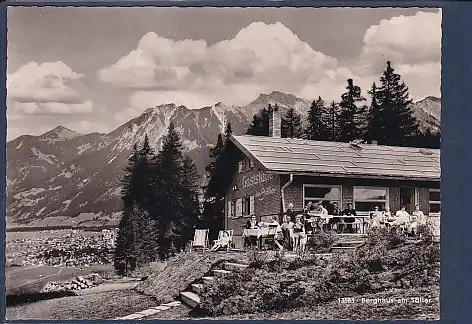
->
[42,126,80,137]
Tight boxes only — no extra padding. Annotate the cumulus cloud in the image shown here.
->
[100,15,441,115]
[7,61,96,115]
[99,22,343,107]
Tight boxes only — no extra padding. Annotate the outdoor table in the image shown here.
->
[306,214,370,233]
[243,228,274,250]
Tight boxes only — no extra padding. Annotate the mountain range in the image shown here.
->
[6,91,441,228]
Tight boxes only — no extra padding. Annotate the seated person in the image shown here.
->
[341,203,357,233]
[394,206,410,232]
[210,231,231,252]
[246,215,259,229]
[268,216,284,250]
[244,215,259,247]
[369,206,385,229]
[328,202,341,231]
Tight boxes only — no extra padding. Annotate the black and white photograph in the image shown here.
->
[5,6,441,320]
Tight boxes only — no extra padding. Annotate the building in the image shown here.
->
[223,107,440,246]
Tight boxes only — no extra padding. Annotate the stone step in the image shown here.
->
[212,269,232,276]
[331,246,359,253]
[180,291,201,308]
[223,262,249,271]
[202,276,215,285]
[336,241,365,247]
[191,283,204,294]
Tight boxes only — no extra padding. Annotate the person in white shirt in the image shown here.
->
[409,205,426,236]
[269,216,283,250]
[394,206,410,232]
[369,206,385,229]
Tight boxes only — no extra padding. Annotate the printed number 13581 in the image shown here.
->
[338,297,355,304]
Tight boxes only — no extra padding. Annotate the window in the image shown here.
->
[303,185,341,211]
[242,195,254,217]
[354,187,388,215]
[228,196,254,219]
[238,157,254,173]
[429,189,440,215]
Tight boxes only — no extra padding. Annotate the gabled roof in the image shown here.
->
[229,135,440,181]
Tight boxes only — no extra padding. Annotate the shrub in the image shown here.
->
[306,231,338,253]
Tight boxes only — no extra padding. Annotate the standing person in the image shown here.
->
[280,215,295,250]
[341,203,357,233]
[292,215,305,253]
[286,203,296,222]
[410,205,426,236]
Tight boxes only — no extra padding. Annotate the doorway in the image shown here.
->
[400,187,415,214]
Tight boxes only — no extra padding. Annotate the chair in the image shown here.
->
[263,227,279,250]
[190,229,209,252]
[213,230,234,251]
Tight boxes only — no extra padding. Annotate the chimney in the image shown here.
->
[268,104,281,138]
[371,140,378,145]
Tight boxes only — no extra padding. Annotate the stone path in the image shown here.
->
[114,301,182,320]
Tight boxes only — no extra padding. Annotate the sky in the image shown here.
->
[6,7,441,141]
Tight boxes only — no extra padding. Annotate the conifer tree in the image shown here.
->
[305,96,327,141]
[151,123,201,259]
[202,122,233,240]
[365,82,384,143]
[247,105,270,136]
[325,101,340,142]
[281,107,304,138]
[374,61,420,146]
[338,78,366,142]
[113,206,137,276]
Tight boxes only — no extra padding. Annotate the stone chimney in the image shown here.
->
[371,140,378,145]
[268,104,281,138]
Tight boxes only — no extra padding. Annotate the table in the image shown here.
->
[242,228,275,249]
[306,214,371,234]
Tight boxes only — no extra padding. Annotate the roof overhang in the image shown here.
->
[266,170,440,182]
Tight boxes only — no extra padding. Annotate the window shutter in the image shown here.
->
[238,162,242,173]
[236,198,242,217]
[250,159,255,168]
[250,195,255,216]
[227,200,233,218]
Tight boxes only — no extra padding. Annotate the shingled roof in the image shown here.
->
[229,135,440,181]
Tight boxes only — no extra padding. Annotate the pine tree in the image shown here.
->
[325,101,340,142]
[305,96,327,141]
[247,105,270,136]
[202,123,233,240]
[338,78,366,142]
[365,82,384,143]
[151,123,201,259]
[113,206,137,276]
[376,61,420,146]
[225,122,232,138]
[281,107,304,138]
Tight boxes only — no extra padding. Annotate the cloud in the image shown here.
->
[12,100,93,115]
[99,22,342,106]
[101,16,441,114]
[354,11,441,77]
[7,61,96,115]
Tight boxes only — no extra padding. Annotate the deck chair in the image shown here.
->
[213,230,234,251]
[190,229,209,252]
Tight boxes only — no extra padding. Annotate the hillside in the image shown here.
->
[6,92,441,228]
